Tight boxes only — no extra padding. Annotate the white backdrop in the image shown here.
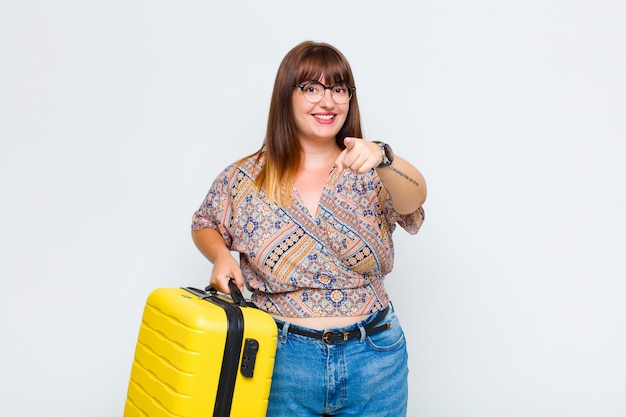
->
[1,1,625,416]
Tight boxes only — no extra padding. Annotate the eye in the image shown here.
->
[305,85,320,93]
[333,84,350,96]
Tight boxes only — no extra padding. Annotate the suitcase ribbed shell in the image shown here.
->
[124,287,277,417]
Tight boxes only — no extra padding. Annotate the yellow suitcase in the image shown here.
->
[124,281,278,417]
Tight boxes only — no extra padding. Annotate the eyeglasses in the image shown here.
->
[295,81,356,104]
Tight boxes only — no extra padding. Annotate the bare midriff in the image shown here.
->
[271,314,371,331]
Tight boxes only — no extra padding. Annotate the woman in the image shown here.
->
[191,41,426,417]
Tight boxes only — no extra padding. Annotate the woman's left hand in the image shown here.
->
[335,137,382,174]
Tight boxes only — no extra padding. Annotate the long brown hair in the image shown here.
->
[246,41,363,206]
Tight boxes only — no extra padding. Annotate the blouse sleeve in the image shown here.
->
[191,166,236,248]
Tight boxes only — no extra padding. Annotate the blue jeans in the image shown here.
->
[267,306,409,417]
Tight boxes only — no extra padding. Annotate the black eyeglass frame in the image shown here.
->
[294,81,357,103]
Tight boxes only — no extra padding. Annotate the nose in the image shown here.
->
[319,87,335,107]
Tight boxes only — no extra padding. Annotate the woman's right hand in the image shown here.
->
[209,252,244,295]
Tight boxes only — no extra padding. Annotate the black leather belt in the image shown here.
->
[276,306,391,344]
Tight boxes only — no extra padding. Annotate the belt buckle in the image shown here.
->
[322,330,348,344]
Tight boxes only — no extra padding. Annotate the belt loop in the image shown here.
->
[280,322,290,344]
[357,322,366,343]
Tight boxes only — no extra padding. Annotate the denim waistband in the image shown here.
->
[274,304,393,344]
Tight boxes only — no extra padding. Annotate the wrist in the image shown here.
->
[373,141,394,168]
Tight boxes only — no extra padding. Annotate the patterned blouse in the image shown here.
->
[191,155,425,318]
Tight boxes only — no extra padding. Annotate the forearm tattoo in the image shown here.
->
[390,166,420,188]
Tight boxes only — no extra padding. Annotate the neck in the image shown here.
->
[298,141,341,171]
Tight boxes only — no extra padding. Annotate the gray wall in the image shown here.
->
[1,1,625,416]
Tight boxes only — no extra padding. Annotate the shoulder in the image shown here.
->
[215,153,264,182]
[209,154,265,202]
[232,153,264,178]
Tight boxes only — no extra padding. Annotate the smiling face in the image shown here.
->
[291,79,349,145]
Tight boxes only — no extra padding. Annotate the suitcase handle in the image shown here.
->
[227,279,247,308]
[203,279,249,308]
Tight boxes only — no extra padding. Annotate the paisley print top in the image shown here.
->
[191,155,425,318]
